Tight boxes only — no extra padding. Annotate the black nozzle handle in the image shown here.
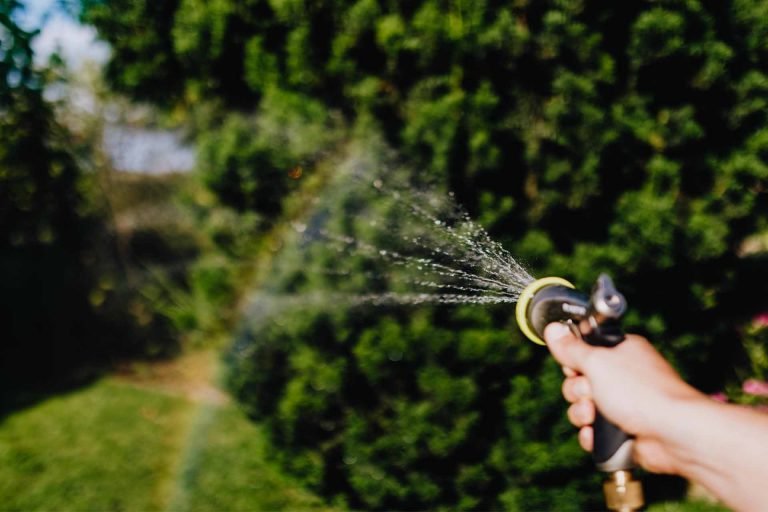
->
[582,274,634,472]
[583,326,635,472]
[592,413,634,471]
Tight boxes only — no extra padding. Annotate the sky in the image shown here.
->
[14,0,54,28]
[16,0,110,68]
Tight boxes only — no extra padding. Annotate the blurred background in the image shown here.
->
[1,0,767,510]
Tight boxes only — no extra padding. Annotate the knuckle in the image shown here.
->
[562,376,587,403]
[567,402,586,426]
[567,404,579,425]
[562,379,575,402]
[579,426,594,452]
[567,399,595,427]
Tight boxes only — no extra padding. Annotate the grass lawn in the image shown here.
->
[0,376,330,512]
[0,380,193,512]
[648,501,730,512]
[168,405,331,512]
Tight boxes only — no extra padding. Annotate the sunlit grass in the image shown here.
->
[648,500,730,512]
[0,377,332,512]
[0,381,193,512]
[168,404,333,512]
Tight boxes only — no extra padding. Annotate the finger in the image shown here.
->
[567,399,595,427]
[562,376,592,403]
[544,323,595,374]
[578,426,594,452]
[562,366,578,378]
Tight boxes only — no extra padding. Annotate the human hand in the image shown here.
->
[543,323,706,475]
[545,322,768,511]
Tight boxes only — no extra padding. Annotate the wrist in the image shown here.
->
[660,395,768,510]
[656,393,720,478]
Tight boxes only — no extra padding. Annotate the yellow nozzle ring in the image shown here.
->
[515,276,575,345]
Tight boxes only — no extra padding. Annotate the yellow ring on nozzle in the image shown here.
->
[515,276,575,345]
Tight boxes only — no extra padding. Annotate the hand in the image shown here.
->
[544,322,768,512]
[543,323,705,475]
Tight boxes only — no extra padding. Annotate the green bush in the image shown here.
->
[195,87,339,218]
[0,1,188,390]
[0,1,105,384]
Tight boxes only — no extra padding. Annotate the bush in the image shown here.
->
[195,87,341,219]
[0,2,184,391]
[0,2,103,384]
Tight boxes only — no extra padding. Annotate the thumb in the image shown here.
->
[544,322,595,374]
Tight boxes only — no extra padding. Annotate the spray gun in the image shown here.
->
[516,274,644,512]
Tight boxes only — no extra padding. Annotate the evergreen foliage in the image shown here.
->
[0,1,178,391]
[194,87,340,218]
[84,1,768,509]
[0,0,100,384]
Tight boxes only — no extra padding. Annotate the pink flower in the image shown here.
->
[753,312,768,327]
[742,379,768,397]
[709,392,728,402]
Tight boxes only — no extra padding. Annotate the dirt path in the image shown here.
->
[111,350,232,511]
[111,349,229,406]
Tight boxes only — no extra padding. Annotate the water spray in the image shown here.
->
[516,274,644,512]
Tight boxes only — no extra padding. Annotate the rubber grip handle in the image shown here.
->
[592,411,634,472]
[583,323,635,472]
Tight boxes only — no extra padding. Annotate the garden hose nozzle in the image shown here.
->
[516,274,644,512]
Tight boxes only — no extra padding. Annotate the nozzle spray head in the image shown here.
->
[515,273,626,346]
[515,276,584,345]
